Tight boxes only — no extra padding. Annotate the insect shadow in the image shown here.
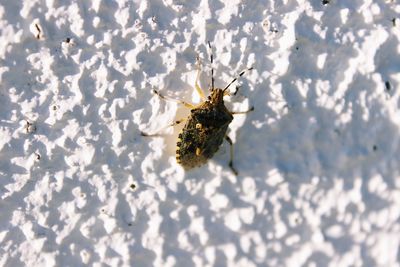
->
[141,42,254,175]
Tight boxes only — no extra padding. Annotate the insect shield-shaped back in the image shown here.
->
[176,91,233,170]
[141,42,254,175]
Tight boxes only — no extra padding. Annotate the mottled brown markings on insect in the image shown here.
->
[143,43,253,175]
[176,88,238,172]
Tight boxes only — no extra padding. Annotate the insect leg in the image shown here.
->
[153,89,195,109]
[231,106,255,115]
[195,56,206,100]
[225,135,238,175]
[141,118,186,137]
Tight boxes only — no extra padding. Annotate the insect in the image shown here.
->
[141,42,253,175]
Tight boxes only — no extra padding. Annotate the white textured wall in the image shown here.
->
[1,1,400,266]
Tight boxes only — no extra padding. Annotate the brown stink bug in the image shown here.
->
[141,42,253,175]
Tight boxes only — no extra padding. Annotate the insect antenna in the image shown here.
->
[208,41,214,90]
[223,67,254,93]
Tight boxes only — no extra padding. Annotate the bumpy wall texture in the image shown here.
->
[1,1,400,266]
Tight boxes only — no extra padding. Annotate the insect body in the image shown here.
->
[176,89,233,169]
[141,43,253,175]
